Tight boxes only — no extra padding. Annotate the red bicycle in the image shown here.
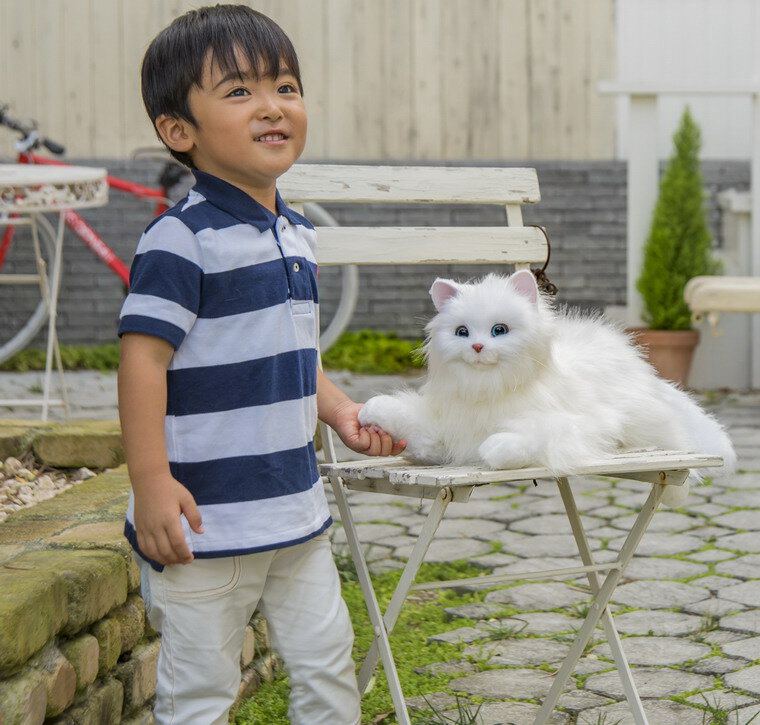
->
[0,103,189,363]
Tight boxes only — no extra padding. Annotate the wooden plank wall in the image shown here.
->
[0,0,616,161]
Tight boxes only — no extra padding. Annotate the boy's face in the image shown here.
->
[174,49,307,204]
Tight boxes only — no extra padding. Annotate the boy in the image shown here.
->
[117,6,404,724]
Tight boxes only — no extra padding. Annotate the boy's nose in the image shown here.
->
[259,95,284,120]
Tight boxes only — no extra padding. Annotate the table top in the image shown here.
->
[0,163,108,213]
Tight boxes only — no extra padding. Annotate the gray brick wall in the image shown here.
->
[0,159,749,349]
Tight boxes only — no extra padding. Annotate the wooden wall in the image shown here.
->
[0,0,616,161]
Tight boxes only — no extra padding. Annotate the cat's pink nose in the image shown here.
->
[472,343,484,353]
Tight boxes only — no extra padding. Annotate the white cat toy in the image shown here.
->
[358,270,736,507]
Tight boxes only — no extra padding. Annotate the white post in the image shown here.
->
[752,92,760,388]
[626,93,659,327]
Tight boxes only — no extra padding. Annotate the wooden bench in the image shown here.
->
[685,274,760,334]
[280,164,721,725]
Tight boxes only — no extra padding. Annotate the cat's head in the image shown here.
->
[424,270,553,393]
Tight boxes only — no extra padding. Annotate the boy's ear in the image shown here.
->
[155,114,195,154]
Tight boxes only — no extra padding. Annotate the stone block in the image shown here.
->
[0,668,47,725]
[111,594,146,654]
[0,565,67,676]
[252,615,269,653]
[0,518,73,545]
[29,643,77,717]
[12,549,128,637]
[121,708,155,725]
[91,618,122,676]
[59,634,99,691]
[115,640,159,714]
[32,421,124,468]
[49,677,124,725]
[240,625,256,667]
[235,667,262,706]
[0,424,36,460]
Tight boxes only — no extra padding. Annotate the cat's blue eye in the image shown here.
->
[454,326,469,337]
[491,324,509,337]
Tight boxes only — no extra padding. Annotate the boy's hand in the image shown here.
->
[331,400,407,457]
[133,474,204,566]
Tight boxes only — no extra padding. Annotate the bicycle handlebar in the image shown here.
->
[0,103,66,155]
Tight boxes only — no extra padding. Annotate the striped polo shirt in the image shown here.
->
[118,170,330,570]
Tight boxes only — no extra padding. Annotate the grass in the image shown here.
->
[0,343,120,372]
[233,560,487,725]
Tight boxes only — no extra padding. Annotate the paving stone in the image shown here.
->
[716,553,760,578]
[492,556,583,581]
[684,598,747,617]
[701,629,749,645]
[621,556,708,580]
[329,523,404,544]
[723,635,760,660]
[344,503,415,523]
[375,534,419,551]
[611,580,710,608]
[448,667,552,699]
[690,656,750,674]
[713,491,760,508]
[405,517,505,539]
[572,657,613,675]
[587,505,630,519]
[433,499,519,519]
[511,513,605,535]
[688,548,736,562]
[724,665,760,696]
[593,636,711,666]
[721,610,760,634]
[490,612,582,636]
[587,526,628,539]
[444,602,505,621]
[689,502,731,517]
[612,610,703,636]
[720,580,760,606]
[393,537,492,562]
[467,552,518,569]
[497,532,601,558]
[692,575,743,591]
[427,627,488,645]
[577,699,707,725]
[611,511,696,532]
[713,510,760,530]
[465,701,568,725]
[584,667,713,698]
[484,582,591,610]
[413,660,478,677]
[724,472,760,489]
[463,637,571,666]
[557,689,613,713]
[607,531,704,555]
[405,691,458,713]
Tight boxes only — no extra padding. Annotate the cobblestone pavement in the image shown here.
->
[324,389,760,725]
[2,372,758,723]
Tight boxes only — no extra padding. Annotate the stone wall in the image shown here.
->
[0,422,276,724]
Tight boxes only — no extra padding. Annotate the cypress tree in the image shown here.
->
[636,107,721,330]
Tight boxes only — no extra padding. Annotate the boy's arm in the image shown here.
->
[118,333,203,566]
[316,368,406,457]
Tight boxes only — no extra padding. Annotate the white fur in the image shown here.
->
[359,272,736,508]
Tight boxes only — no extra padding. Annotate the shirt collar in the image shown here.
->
[191,170,305,232]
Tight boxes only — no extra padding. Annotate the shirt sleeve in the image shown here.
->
[117,215,203,350]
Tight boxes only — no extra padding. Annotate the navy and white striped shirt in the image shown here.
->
[118,170,330,570]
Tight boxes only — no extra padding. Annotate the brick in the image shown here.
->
[32,421,124,468]
[0,668,47,725]
[49,677,124,725]
[91,619,122,676]
[28,643,76,717]
[114,640,159,714]
[111,594,146,655]
[59,634,99,691]
[240,625,256,668]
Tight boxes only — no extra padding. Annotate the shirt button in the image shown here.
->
[281,224,287,233]
[293,262,300,272]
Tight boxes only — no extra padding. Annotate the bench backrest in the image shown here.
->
[279,164,545,270]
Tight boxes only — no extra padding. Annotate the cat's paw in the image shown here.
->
[359,395,411,439]
[404,435,447,464]
[478,432,534,470]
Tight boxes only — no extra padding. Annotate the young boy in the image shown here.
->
[117,6,404,724]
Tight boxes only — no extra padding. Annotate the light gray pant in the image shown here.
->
[140,534,361,725]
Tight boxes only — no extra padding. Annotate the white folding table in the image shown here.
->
[0,164,108,420]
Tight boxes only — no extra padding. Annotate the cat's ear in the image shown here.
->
[429,278,461,311]
[509,269,539,304]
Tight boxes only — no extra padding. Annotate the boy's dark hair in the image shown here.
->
[142,4,303,168]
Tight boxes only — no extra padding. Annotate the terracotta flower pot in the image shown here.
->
[627,328,700,388]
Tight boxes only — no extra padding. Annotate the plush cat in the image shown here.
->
[358,270,736,507]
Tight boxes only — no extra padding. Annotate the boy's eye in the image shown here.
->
[454,326,469,337]
[278,83,299,94]
[227,87,250,97]
[491,324,509,336]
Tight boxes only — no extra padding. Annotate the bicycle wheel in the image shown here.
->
[0,213,56,363]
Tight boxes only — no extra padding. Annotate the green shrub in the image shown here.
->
[322,330,425,374]
[636,106,721,330]
[0,344,120,372]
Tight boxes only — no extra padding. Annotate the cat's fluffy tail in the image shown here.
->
[656,380,736,507]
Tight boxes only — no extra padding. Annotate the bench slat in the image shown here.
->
[315,226,548,266]
[281,164,540,204]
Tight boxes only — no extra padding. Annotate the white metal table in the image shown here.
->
[0,164,108,420]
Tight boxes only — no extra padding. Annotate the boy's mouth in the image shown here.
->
[254,133,287,142]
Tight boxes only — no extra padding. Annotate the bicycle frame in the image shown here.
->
[1,151,173,286]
